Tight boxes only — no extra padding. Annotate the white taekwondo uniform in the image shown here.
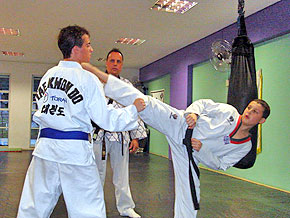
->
[17,61,139,218]
[93,76,147,215]
[102,75,252,218]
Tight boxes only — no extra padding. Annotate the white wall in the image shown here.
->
[0,60,139,149]
[0,61,53,149]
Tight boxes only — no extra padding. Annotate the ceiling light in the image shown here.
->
[2,51,24,56]
[151,0,198,14]
[0,28,20,36]
[115,38,146,46]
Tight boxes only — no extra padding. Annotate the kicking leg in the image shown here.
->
[105,75,188,142]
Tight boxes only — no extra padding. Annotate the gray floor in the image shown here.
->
[0,151,289,218]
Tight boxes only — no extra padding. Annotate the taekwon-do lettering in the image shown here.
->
[41,104,65,116]
[35,77,83,104]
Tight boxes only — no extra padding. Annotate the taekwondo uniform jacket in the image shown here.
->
[33,61,139,166]
[186,99,252,171]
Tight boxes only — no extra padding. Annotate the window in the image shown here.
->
[30,76,41,147]
[0,75,9,146]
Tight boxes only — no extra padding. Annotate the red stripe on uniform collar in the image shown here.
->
[229,115,251,144]
[230,137,251,144]
[229,115,242,137]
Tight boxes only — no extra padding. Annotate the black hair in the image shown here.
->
[58,25,89,59]
[106,48,124,61]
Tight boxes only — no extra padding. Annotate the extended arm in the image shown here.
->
[82,63,186,143]
[81,63,109,83]
[86,74,144,132]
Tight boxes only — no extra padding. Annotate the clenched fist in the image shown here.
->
[186,113,198,129]
[133,98,146,112]
[191,138,202,152]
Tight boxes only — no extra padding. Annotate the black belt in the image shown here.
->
[183,128,200,210]
[101,131,107,160]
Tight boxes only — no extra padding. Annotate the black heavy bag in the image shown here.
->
[227,3,258,169]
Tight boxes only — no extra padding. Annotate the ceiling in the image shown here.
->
[0,0,280,69]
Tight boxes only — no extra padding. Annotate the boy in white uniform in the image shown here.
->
[82,63,270,218]
[17,26,145,218]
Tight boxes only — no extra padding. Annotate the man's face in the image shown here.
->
[106,52,123,76]
[242,101,266,127]
[78,34,93,63]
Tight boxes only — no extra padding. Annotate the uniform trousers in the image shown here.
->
[17,156,106,218]
[93,138,135,214]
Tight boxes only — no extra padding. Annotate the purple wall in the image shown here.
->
[140,1,290,110]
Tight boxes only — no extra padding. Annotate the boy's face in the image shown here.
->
[79,34,93,63]
[242,101,266,127]
[106,52,123,77]
[72,34,93,63]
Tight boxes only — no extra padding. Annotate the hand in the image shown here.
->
[191,138,202,151]
[186,113,198,129]
[81,63,109,83]
[133,98,146,112]
[129,139,139,153]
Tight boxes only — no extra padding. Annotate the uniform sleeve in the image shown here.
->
[194,142,251,171]
[184,99,217,116]
[84,73,138,132]
[129,117,147,140]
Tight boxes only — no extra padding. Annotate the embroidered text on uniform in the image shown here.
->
[35,77,83,104]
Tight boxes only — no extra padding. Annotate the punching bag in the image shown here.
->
[227,0,258,169]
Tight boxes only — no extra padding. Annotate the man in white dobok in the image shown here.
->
[93,49,146,218]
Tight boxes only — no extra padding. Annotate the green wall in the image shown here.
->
[192,34,290,191]
[143,35,289,191]
[146,74,171,158]
[192,61,228,102]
